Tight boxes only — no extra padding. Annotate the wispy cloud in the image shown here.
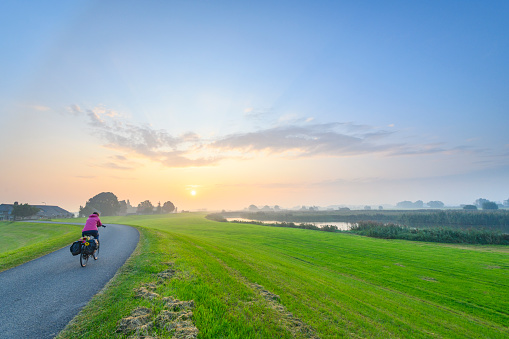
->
[67,104,491,169]
[211,123,399,157]
[30,105,51,111]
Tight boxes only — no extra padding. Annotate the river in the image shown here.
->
[226,218,352,230]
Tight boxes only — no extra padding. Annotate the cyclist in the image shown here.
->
[82,212,105,259]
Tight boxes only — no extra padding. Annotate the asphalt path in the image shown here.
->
[0,223,139,339]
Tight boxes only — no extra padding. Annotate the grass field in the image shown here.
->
[0,221,81,272]
[55,213,509,338]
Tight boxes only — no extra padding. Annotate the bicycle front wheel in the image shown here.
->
[94,240,100,260]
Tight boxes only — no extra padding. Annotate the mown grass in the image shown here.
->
[0,221,81,272]
[55,213,509,338]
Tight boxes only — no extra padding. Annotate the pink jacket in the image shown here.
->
[82,214,102,232]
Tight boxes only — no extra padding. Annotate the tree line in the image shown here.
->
[78,192,176,217]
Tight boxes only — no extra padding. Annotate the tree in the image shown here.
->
[463,205,478,210]
[427,201,444,208]
[137,200,154,214]
[79,192,120,217]
[482,201,498,210]
[475,198,490,208]
[162,201,175,213]
[12,202,39,220]
[248,204,258,211]
[155,202,162,214]
[118,200,128,215]
[504,198,509,207]
[79,205,96,217]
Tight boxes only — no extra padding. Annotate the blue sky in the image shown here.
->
[1,1,508,211]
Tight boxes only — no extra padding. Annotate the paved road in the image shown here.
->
[0,223,139,339]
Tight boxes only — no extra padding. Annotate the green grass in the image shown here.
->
[54,213,509,338]
[0,221,81,272]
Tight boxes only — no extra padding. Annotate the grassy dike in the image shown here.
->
[55,213,508,338]
[0,221,81,272]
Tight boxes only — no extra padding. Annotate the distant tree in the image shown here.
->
[482,201,498,210]
[414,200,424,208]
[155,202,162,214]
[378,206,384,210]
[261,205,272,211]
[79,205,96,217]
[274,205,281,211]
[12,203,40,220]
[504,198,509,207]
[396,201,414,209]
[137,200,154,214]
[118,200,128,215]
[248,204,259,211]
[463,205,478,210]
[475,198,490,208]
[79,192,120,217]
[364,206,371,210]
[397,200,424,209]
[427,201,445,209]
[162,201,175,213]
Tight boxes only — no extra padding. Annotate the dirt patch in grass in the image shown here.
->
[135,286,160,300]
[117,265,198,339]
[420,276,438,282]
[157,269,176,280]
[116,307,153,334]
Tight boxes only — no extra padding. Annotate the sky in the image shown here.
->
[1,0,508,213]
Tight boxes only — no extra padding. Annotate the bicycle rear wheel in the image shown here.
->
[80,250,88,267]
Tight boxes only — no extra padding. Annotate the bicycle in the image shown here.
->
[80,236,100,267]
[79,225,106,267]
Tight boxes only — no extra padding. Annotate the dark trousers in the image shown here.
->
[82,230,99,240]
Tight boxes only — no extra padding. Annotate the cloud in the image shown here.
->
[100,162,134,170]
[67,104,494,169]
[67,104,219,167]
[30,105,50,111]
[211,123,400,157]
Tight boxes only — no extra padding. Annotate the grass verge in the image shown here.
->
[0,221,81,272]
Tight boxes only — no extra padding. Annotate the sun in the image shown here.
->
[190,190,196,196]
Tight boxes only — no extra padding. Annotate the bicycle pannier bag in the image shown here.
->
[83,239,98,255]
[70,241,81,256]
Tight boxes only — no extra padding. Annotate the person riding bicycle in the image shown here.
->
[82,212,105,259]
[82,211,104,239]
